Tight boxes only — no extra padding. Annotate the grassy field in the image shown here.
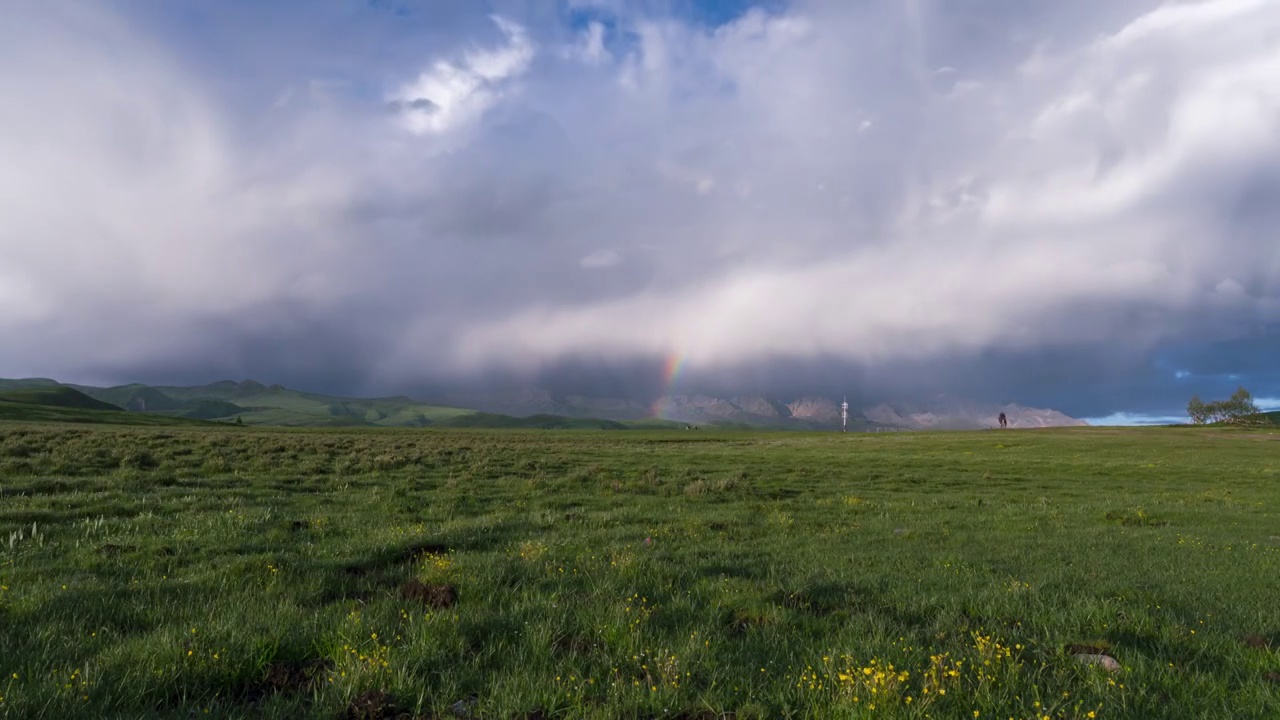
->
[0,424,1277,719]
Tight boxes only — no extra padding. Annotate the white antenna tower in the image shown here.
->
[841,396,849,432]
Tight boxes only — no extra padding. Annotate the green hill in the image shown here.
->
[0,377,63,391]
[71,384,248,418]
[1,378,646,429]
[0,387,122,412]
[37,379,491,428]
[155,399,248,420]
[64,376,465,425]
[0,400,208,426]
[74,383,185,412]
[0,385,217,426]
[157,382,474,427]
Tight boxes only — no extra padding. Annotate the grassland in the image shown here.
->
[0,424,1278,719]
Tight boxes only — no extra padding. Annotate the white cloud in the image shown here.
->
[456,236,1193,368]
[0,2,372,376]
[564,22,608,66]
[447,0,1280,375]
[390,16,533,135]
[580,249,623,269]
[467,17,534,81]
[1082,412,1188,426]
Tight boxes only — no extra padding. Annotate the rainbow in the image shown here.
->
[649,351,687,419]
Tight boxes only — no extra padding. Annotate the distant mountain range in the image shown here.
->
[430,388,1088,430]
[0,379,634,429]
[0,377,1088,430]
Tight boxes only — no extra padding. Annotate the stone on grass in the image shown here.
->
[1073,653,1121,672]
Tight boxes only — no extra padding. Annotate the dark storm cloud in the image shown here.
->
[83,303,400,397]
[3,0,1280,419]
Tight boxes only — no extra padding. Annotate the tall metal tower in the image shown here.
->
[841,396,849,432]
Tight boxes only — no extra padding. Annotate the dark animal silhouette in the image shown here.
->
[998,412,1008,429]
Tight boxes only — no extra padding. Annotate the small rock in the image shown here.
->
[1073,653,1121,672]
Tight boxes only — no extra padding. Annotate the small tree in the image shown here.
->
[1188,386,1261,425]
[1187,394,1209,424]
[1222,386,1261,425]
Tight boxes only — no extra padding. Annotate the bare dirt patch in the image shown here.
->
[553,633,600,656]
[399,579,457,609]
[236,658,334,706]
[1244,634,1277,651]
[344,690,407,720]
[263,658,333,694]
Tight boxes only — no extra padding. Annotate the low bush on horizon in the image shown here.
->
[0,424,1278,718]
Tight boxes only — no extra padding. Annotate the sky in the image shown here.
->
[3,0,1280,423]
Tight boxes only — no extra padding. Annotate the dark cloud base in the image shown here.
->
[78,330,1278,420]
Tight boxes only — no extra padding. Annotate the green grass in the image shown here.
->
[1,425,1278,719]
